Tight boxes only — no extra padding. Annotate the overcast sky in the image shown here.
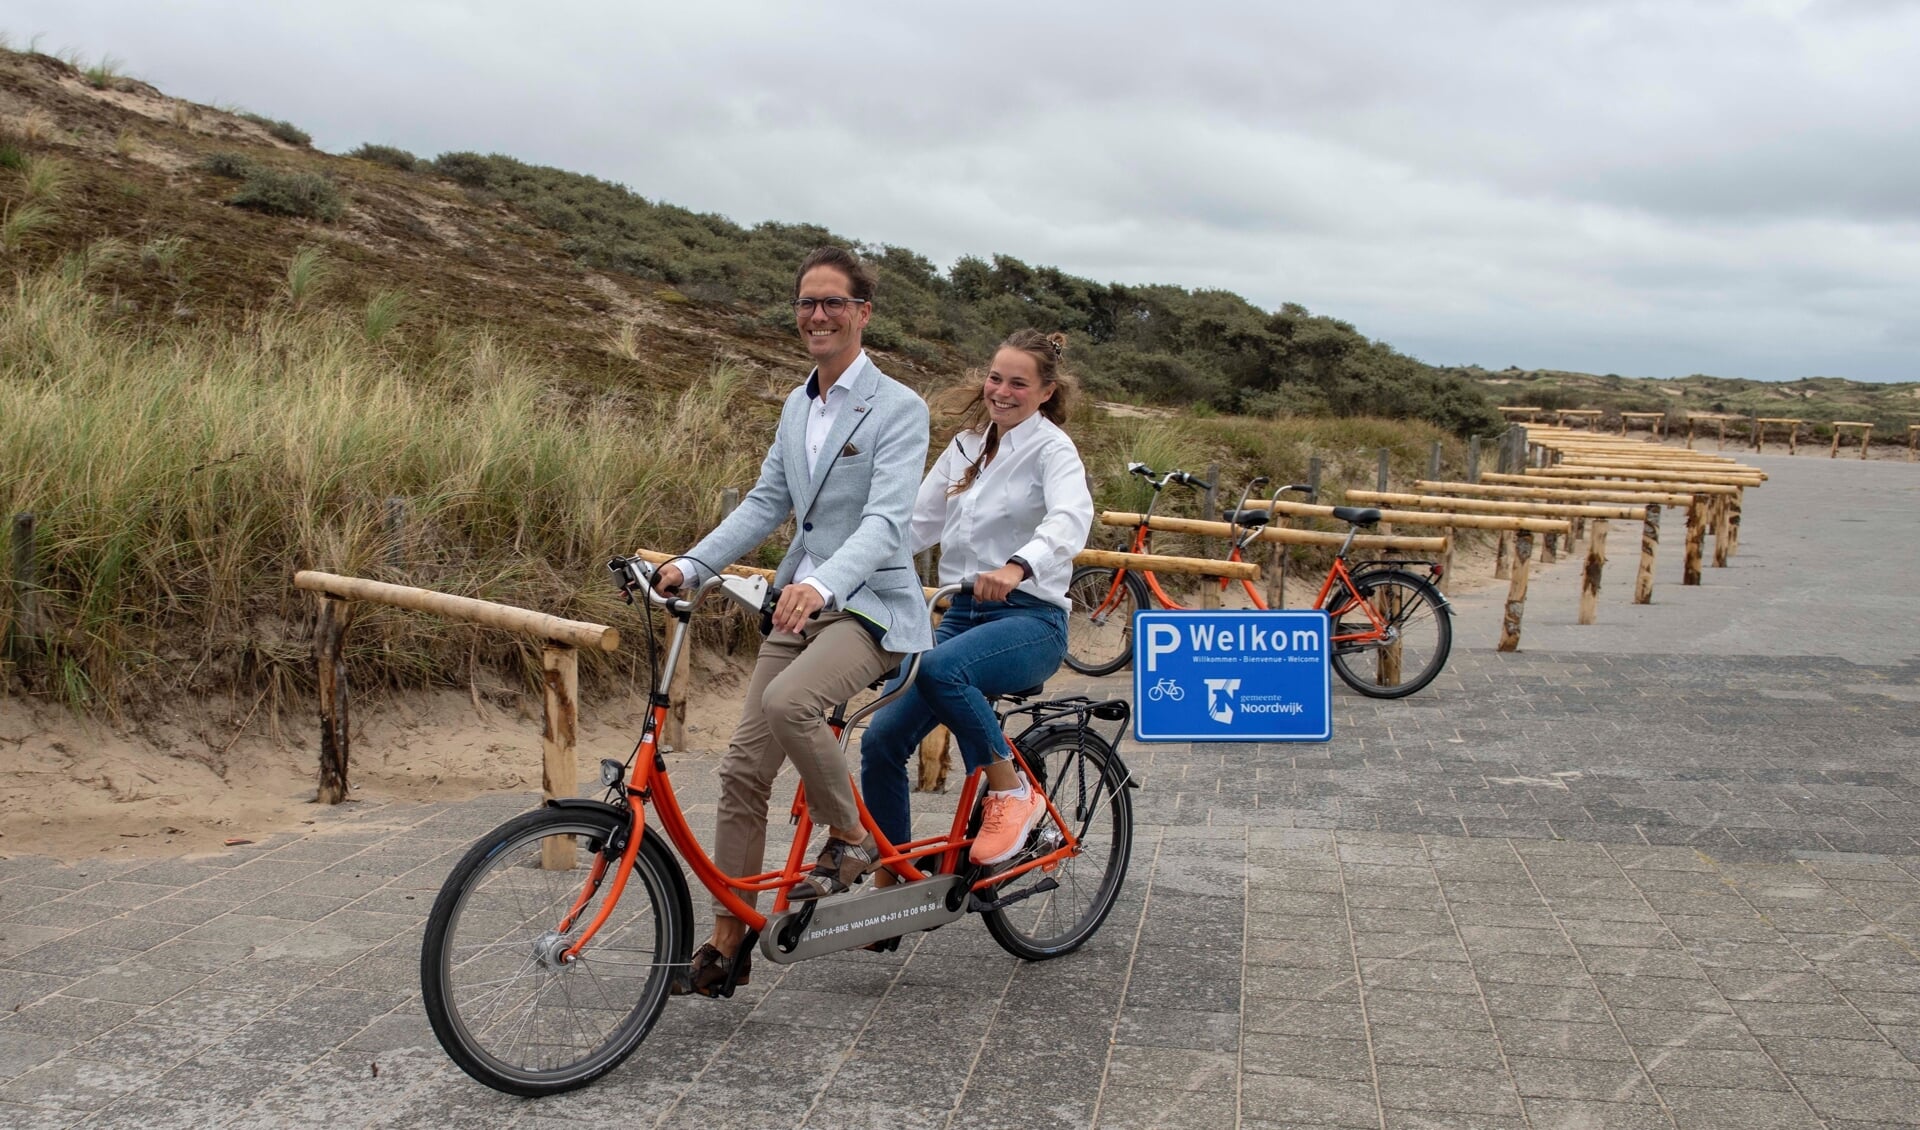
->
[11,1,1919,382]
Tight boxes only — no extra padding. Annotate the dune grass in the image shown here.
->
[0,269,761,711]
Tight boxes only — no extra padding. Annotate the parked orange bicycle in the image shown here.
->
[420,558,1136,1096]
[1065,465,1452,698]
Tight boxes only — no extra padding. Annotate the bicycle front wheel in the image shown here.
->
[420,806,684,1097]
[983,726,1135,959]
[1065,567,1146,676]
[1328,569,1452,699]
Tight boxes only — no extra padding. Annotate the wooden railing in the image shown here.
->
[292,571,618,838]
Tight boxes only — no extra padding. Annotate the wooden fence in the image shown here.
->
[292,570,619,860]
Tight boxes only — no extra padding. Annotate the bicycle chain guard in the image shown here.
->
[758,873,968,964]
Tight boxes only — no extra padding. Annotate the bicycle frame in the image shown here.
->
[561,563,1113,963]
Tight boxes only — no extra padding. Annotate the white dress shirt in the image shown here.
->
[793,354,867,605]
[911,412,1094,610]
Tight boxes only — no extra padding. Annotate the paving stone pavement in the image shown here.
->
[2,452,1918,1128]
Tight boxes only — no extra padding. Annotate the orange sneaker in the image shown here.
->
[971,788,1044,866]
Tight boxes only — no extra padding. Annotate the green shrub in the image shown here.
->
[239,111,311,147]
[197,151,255,178]
[349,143,418,172]
[229,168,345,221]
[0,141,24,171]
[432,151,496,187]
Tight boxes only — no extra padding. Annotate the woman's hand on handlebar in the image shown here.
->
[972,562,1025,603]
[652,562,685,596]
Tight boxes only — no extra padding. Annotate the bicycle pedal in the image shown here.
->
[968,875,1059,914]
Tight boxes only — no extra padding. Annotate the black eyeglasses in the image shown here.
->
[792,296,868,316]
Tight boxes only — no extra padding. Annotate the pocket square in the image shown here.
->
[840,442,861,458]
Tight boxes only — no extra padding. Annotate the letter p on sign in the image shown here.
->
[1144,623,1180,672]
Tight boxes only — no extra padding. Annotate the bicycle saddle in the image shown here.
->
[1223,508,1271,527]
[1331,506,1382,526]
[990,684,1048,703]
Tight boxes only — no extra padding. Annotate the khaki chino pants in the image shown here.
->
[712,611,902,917]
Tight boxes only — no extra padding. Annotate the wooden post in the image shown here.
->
[1199,464,1221,609]
[666,488,739,751]
[1499,532,1532,652]
[1541,518,1558,564]
[1830,429,1842,459]
[1686,416,1696,450]
[1578,520,1608,625]
[1861,425,1872,460]
[1494,529,1512,580]
[1725,490,1742,557]
[541,643,580,869]
[1711,494,1731,568]
[315,594,354,804]
[384,497,406,572]
[1377,448,1390,493]
[1264,528,1287,610]
[1717,418,1728,451]
[1683,502,1704,586]
[6,513,38,657]
[1466,435,1481,483]
[1438,531,1454,596]
[1788,422,1798,456]
[1377,582,1403,687]
[1306,455,1322,503]
[1634,505,1659,605]
[1428,440,1443,481]
[1500,424,1526,474]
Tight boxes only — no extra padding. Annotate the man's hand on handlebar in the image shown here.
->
[971,562,1024,603]
[652,562,685,596]
[770,582,825,635]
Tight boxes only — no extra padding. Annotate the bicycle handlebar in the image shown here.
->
[613,556,970,627]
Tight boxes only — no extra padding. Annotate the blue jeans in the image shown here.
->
[859,592,1068,849]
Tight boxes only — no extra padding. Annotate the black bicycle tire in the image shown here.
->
[1064,567,1147,676]
[420,806,684,1097]
[982,726,1135,959]
[1327,569,1452,699]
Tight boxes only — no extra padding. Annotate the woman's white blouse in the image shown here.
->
[910,413,1094,610]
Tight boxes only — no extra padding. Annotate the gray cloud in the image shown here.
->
[8,0,1918,381]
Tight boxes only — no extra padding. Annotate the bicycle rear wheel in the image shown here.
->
[1328,569,1452,699]
[983,726,1134,959]
[1065,567,1146,676]
[420,806,685,1096]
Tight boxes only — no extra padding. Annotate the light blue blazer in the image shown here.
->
[679,354,933,654]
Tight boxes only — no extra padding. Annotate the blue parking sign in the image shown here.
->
[1132,610,1332,742]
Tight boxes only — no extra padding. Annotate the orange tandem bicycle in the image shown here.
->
[419,558,1137,1096]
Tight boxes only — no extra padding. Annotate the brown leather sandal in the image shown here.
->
[789,834,879,901]
[676,942,751,998]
